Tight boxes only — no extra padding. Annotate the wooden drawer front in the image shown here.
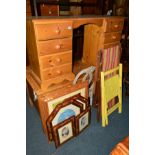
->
[40,4,59,16]
[40,51,72,69]
[26,4,31,13]
[37,37,72,56]
[26,12,32,16]
[103,32,122,44]
[35,22,73,40]
[42,63,72,80]
[26,0,31,15]
[104,19,124,32]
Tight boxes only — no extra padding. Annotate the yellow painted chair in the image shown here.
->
[94,44,122,121]
[101,63,122,127]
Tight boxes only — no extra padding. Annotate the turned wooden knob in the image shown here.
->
[114,24,119,28]
[55,29,60,34]
[48,59,54,66]
[48,59,52,63]
[56,58,61,62]
[56,70,61,74]
[112,36,116,39]
[67,26,72,30]
[48,10,52,14]
[55,44,61,49]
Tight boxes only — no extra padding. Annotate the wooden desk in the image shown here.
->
[26,15,124,90]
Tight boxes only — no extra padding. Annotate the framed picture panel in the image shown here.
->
[39,81,88,140]
[46,81,88,115]
[75,106,91,135]
[46,94,85,141]
[52,116,76,148]
[73,94,89,110]
[51,101,82,126]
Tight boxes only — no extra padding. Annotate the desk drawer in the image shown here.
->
[40,4,59,16]
[104,19,124,32]
[41,63,72,80]
[103,32,122,44]
[37,37,72,56]
[35,22,73,40]
[40,51,72,69]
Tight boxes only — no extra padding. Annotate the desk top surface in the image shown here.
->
[27,15,125,21]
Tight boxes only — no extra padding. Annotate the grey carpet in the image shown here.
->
[26,86,129,155]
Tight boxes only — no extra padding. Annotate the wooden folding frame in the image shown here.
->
[51,116,76,148]
[100,64,122,127]
[46,95,84,141]
[37,81,88,138]
[75,106,91,135]
[93,43,122,121]
[73,94,89,110]
[46,92,91,147]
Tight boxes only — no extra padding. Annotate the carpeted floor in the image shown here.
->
[26,86,129,155]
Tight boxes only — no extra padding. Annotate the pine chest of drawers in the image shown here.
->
[26,19,75,90]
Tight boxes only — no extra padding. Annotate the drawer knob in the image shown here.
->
[56,58,61,62]
[114,24,119,28]
[49,10,52,14]
[48,73,52,76]
[55,29,60,34]
[55,44,61,49]
[57,70,61,74]
[67,26,72,30]
[48,59,54,66]
[48,59,52,63]
[112,36,116,39]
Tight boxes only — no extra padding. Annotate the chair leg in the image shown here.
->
[104,99,108,126]
[105,106,108,125]
[96,91,101,122]
[102,117,106,127]
[102,103,106,127]
[101,98,106,127]
[118,103,122,113]
[96,81,101,122]
[97,101,101,122]
[118,92,122,113]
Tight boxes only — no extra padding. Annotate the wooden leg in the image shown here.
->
[102,109,106,127]
[118,90,122,113]
[102,98,108,127]
[105,116,108,126]
[102,118,106,127]
[26,85,34,107]
[124,80,129,96]
[105,102,108,126]
[97,93,101,122]
[96,81,101,122]
[118,104,122,113]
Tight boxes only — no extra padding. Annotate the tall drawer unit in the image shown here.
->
[103,18,124,32]
[26,19,75,90]
[101,17,124,45]
[82,17,124,66]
